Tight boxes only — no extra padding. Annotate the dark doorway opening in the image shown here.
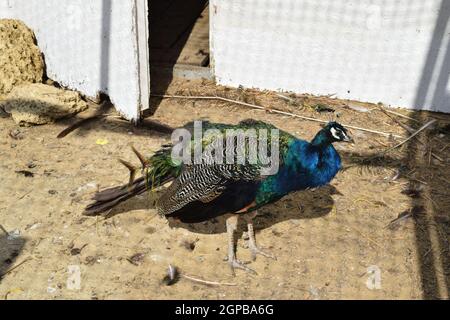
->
[149,0,209,68]
[147,0,209,115]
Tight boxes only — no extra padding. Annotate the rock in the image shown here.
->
[47,286,57,294]
[127,253,146,266]
[0,19,44,99]
[0,83,88,125]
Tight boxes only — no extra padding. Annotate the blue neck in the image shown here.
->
[311,130,331,147]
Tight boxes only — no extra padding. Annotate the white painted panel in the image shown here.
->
[0,0,149,120]
[211,0,450,113]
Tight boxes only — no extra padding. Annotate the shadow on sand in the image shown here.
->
[0,229,26,283]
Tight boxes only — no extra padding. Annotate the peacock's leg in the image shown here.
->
[226,214,256,275]
[246,211,277,261]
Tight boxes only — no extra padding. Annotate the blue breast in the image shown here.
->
[256,139,341,204]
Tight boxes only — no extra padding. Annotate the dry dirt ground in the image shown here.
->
[0,79,449,300]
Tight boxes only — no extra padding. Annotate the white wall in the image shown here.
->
[0,0,149,121]
[211,0,450,113]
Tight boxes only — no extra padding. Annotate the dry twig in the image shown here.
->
[275,93,296,103]
[163,264,236,287]
[381,108,421,123]
[152,94,404,139]
[0,257,33,279]
[180,273,237,287]
[376,106,443,162]
[0,225,8,235]
[376,104,415,133]
[380,120,437,155]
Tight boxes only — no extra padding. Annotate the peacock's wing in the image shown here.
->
[157,162,261,216]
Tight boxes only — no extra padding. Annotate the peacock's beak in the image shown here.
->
[343,134,354,143]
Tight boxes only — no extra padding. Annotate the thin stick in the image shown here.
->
[273,108,403,138]
[376,104,415,133]
[382,109,421,123]
[431,152,443,162]
[429,146,432,166]
[152,94,404,139]
[376,106,442,162]
[380,120,437,154]
[0,256,32,278]
[180,274,237,287]
[18,190,32,200]
[0,224,8,235]
[275,93,296,103]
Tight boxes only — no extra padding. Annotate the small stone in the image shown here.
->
[43,170,54,176]
[180,239,196,251]
[27,161,36,168]
[9,129,24,140]
[145,226,156,234]
[47,287,57,294]
[127,253,145,266]
[70,248,82,256]
[84,256,96,265]
[15,170,33,177]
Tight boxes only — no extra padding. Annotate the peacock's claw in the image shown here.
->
[228,259,257,276]
[249,245,277,261]
[246,215,277,262]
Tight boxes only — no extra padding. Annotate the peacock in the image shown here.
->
[84,119,353,274]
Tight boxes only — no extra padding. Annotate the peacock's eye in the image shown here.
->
[330,127,342,140]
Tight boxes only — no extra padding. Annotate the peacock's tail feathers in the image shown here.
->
[84,146,181,216]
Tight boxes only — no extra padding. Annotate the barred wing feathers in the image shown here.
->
[157,163,260,216]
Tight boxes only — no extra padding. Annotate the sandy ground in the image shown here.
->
[0,79,449,300]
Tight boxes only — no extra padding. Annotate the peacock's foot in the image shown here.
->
[249,244,277,261]
[245,214,277,262]
[228,258,257,276]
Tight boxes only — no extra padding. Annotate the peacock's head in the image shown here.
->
[324,122,353,143]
